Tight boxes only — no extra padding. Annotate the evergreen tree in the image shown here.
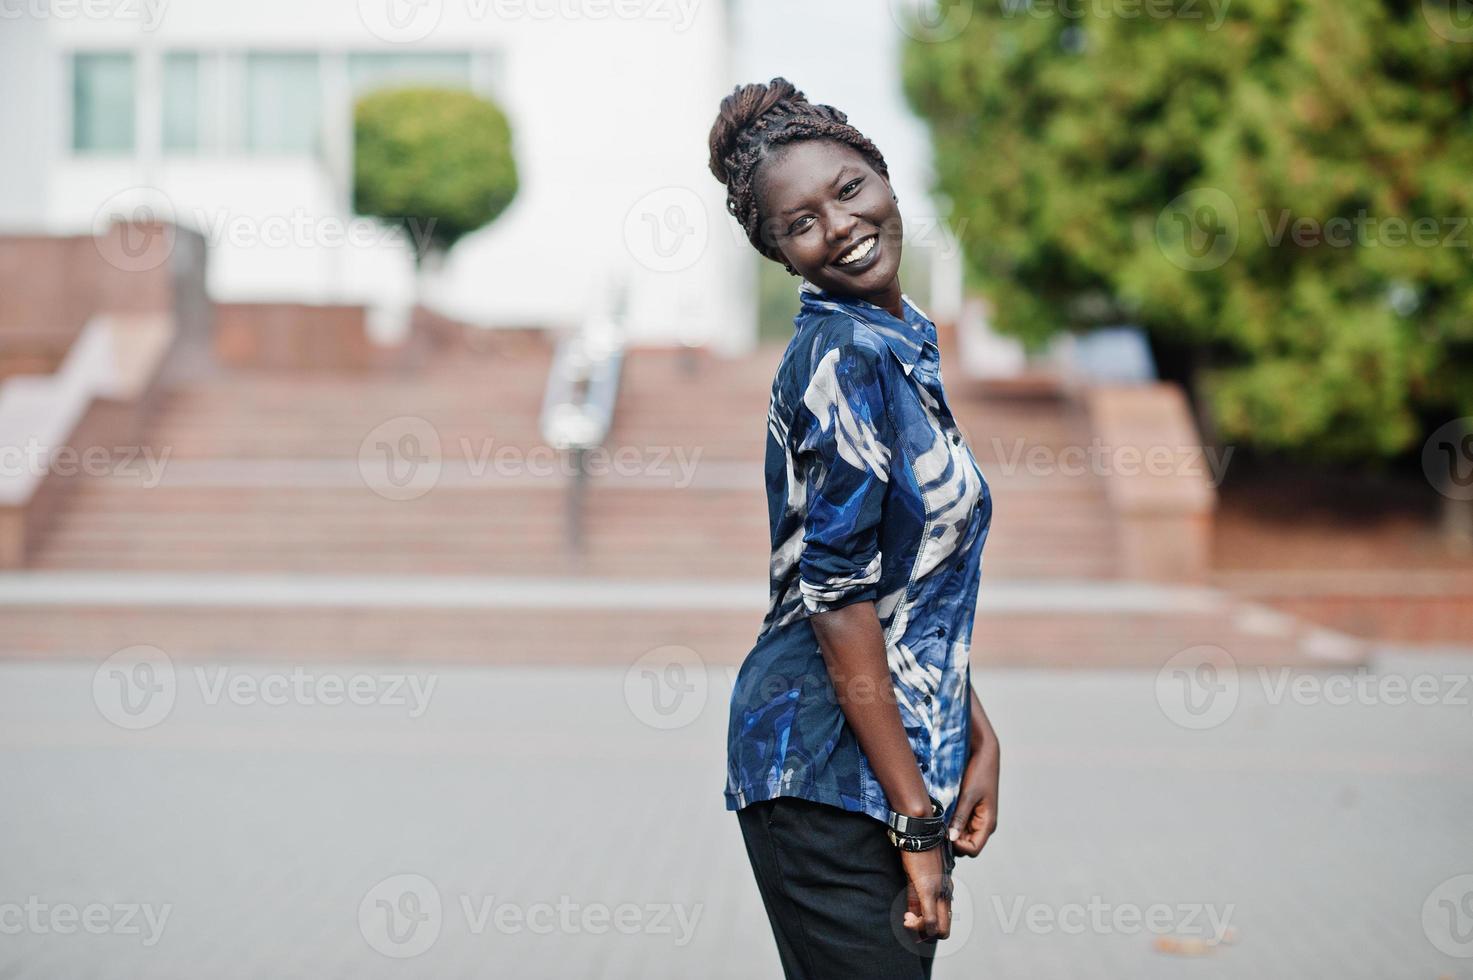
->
[902,0,1473,460]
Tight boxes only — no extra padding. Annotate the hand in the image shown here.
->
[947,742,999,858]
[899,845,952,942]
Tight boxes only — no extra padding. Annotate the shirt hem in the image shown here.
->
[725,781,891,826]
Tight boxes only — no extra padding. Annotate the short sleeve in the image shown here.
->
[794,343,894,616]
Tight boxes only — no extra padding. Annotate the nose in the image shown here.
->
[824,205,858,246]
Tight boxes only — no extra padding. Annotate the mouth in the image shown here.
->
[831,234,880,273]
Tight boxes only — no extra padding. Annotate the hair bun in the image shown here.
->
[708,76,809,185]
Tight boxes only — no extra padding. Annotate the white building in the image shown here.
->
[0,0,756,352]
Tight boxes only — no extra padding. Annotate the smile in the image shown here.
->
[835,235,878,268]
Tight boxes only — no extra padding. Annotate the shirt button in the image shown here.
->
[934,626,946,638]
[919,761,930,772]
[950,432,962,446]
[923,694,933,705]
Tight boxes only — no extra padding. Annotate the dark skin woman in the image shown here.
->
[712,80,1001,947]
[758,137,1002,944]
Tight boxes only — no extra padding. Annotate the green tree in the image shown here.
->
[354,86,519,268]
[901,0,1473,461]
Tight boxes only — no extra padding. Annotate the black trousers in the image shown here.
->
[736,795,950,980]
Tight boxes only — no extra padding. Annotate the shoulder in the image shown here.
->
[789,309,894,378]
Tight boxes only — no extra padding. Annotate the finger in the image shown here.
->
[904,883,923,937]
[937,893,952,941]
[947,793,980,843]
[917,886,940,941]
[953,828,983,857]
[974,819,996,853]
[954,807,996,857]
[952,815,982,856]
[955,824,992,857]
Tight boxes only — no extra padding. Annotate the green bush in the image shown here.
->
[902,0,1473,460]
[354,86,518,264]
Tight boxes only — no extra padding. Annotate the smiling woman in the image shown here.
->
[708,79,906,316]
[708,78,1002,980]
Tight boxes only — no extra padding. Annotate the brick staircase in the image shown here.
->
[0,334,1361,668]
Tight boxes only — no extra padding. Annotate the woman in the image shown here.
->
[708,78,1002,979]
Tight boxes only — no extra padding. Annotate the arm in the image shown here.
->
[810,602,933,819]
[948,678,1000,857]
[811,600,952,942]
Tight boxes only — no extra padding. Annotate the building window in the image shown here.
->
[72,53,135,154]
[244,53,321,154]
[162,52,203,153]
[348,52,473,94]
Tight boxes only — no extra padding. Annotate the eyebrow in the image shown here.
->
[780,166,861,216]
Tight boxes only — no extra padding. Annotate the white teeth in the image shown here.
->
[837,236,876,266]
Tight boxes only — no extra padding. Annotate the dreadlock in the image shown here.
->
[707,77,891,273]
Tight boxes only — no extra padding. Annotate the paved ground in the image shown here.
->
[1,650,1471,979]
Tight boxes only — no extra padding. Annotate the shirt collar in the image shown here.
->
[797,280,937,376]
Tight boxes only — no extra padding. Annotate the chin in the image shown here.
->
[832,260,901,298]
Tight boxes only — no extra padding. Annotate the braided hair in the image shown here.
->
[707,77,891,274]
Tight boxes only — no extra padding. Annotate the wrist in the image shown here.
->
[892,794,935,819]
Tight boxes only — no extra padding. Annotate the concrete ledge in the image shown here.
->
[0,223,209,568]
[0,314,176,566]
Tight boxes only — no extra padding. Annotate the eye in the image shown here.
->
[787,215,815,236]
[840,178,864,198]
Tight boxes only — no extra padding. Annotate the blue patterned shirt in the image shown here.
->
[724,280,993,827]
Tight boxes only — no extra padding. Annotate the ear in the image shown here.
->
[772,244,798,277]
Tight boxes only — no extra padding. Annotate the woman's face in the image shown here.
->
[755,139,904,310]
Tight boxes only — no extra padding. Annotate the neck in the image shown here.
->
[873,281,903,319]
[814,279,903,319]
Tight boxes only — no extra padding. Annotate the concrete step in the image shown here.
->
[0,574,1363,669]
